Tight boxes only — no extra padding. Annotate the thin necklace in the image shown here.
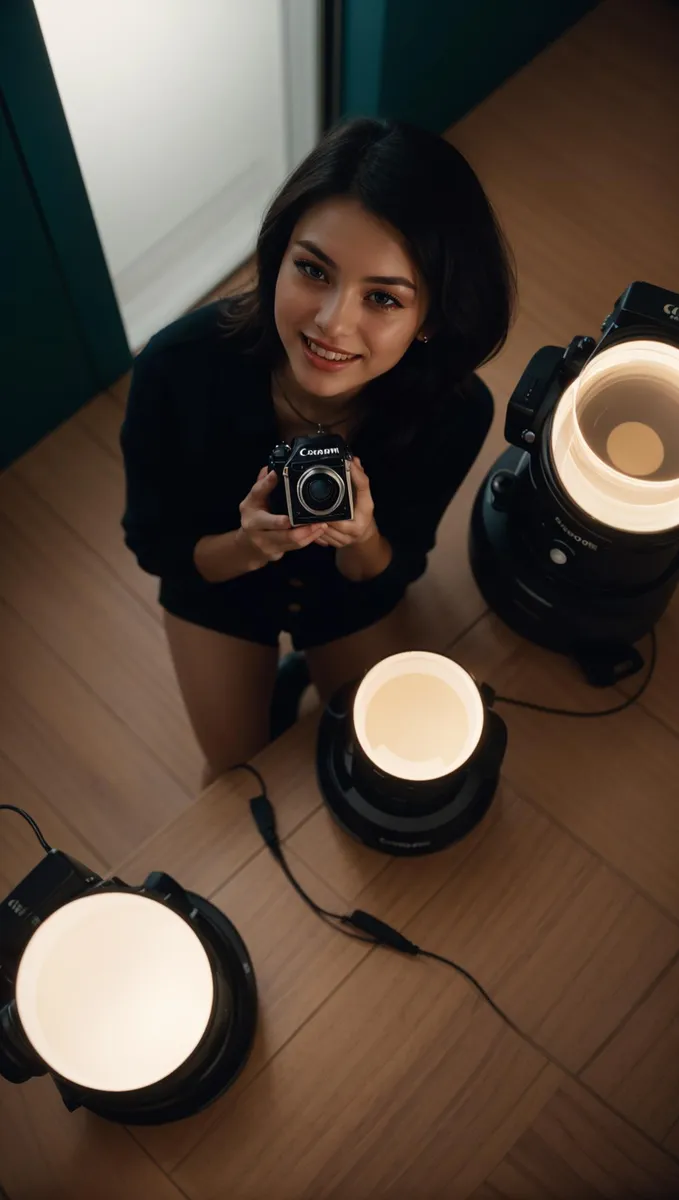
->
[274,373,355,436]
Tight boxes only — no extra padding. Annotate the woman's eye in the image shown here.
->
[295,259,327,282]
[369,290,401,309]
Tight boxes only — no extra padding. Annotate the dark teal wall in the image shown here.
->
[1,103,97,471]
[341,0,599,132]
[1,0,131,469]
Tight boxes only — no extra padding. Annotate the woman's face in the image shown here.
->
[274,197,429,399]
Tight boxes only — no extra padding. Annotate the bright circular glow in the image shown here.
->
[551,339,679,533]
[352,651,484,781]
[606,421,665,476]
[16,891,215,1093]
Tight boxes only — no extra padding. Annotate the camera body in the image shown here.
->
[269,434,354,526]
[504,281,679,452]
[469,281,679,668]
[1,851,102,995]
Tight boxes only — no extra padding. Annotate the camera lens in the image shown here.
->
[298,467,345,517]
[307,475,338,506]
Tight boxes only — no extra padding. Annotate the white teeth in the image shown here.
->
[307,338,354,362]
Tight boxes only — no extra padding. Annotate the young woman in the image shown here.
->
[121,117,515,785]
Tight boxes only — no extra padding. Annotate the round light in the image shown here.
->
[605,421,665,476]
[551,339,679,532]
[15,891,215,1093]
[352,651,485,781]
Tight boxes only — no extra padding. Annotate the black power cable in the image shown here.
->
[0,805,52,854]
[492,628,657,718]
[234,763,524,1036]
[233,633,658,1043]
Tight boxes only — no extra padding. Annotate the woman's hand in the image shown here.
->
[315,458,377,548]
[239,467,327,564]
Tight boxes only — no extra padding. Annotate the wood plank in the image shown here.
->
[468,635,679,920]
[287,806,390,902]
[583,956,679,1143]
[108,372,131,410]
[290,781,679,1073]
[12,416,158,614]
[0,1076,187,1200]
[115,716,322,897]
[445,610,523,673]
[665,1118,679,1159]
[132,847,370,1172]
[453,0,679,335]
[618,597,679,739]
[0,602,190,866]
[174,949,561,1200]
[75,390,124,459]
[470,1077,679,1198]
[0,474,201,793]
[0,752,107,897]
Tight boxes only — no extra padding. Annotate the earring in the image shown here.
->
[421,335,429,344]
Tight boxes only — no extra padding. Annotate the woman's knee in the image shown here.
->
[163,611,278,784]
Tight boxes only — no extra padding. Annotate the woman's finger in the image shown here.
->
[280,525,324,552]
[253,469,279,497]
[247,508,291,531]
[320,529,352,548]
[291,522,325,542]
[350,458,370,490]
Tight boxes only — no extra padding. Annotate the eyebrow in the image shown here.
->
[296,239,417,292]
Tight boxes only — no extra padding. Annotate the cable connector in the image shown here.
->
[249,794,281,855]
[344,910,419,955]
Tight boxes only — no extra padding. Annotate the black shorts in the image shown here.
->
[159,547,408,650]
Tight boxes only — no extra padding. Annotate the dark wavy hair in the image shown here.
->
[224,116,515,450]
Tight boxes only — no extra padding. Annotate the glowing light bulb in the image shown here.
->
[16,891,215,1092]
[352,651,484,781]
[551,339,679,532]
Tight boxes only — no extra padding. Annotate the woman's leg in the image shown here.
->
[163,611,279,787]
[304,598,421,703]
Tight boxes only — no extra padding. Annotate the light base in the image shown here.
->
[469,447,677,670]
[53,894,257,1125]
[317,684,506,856]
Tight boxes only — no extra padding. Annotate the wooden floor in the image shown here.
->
[2,0,679,1195]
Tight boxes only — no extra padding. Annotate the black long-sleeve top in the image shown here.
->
[120,301,491,616]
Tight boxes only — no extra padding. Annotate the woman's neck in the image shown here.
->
[273,361,363,434]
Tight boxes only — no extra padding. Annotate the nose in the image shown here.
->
[314,285,358,341]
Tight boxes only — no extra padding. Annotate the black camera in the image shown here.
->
[504,281,679,451]
[269,434,354,526]
[469,280,679,667]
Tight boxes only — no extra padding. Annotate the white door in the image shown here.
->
[35,0,320,349]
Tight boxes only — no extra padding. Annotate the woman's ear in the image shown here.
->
[416,330,430,344]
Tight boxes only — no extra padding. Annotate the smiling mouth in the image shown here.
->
[301,334,360,362]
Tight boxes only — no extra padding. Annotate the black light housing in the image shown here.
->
[470,282,679,682]
[0,850,256,1125]
[317,651,507,855]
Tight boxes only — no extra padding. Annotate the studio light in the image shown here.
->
[0,846,257,1124]
[470,281,679,683]
[317,650,507,855]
